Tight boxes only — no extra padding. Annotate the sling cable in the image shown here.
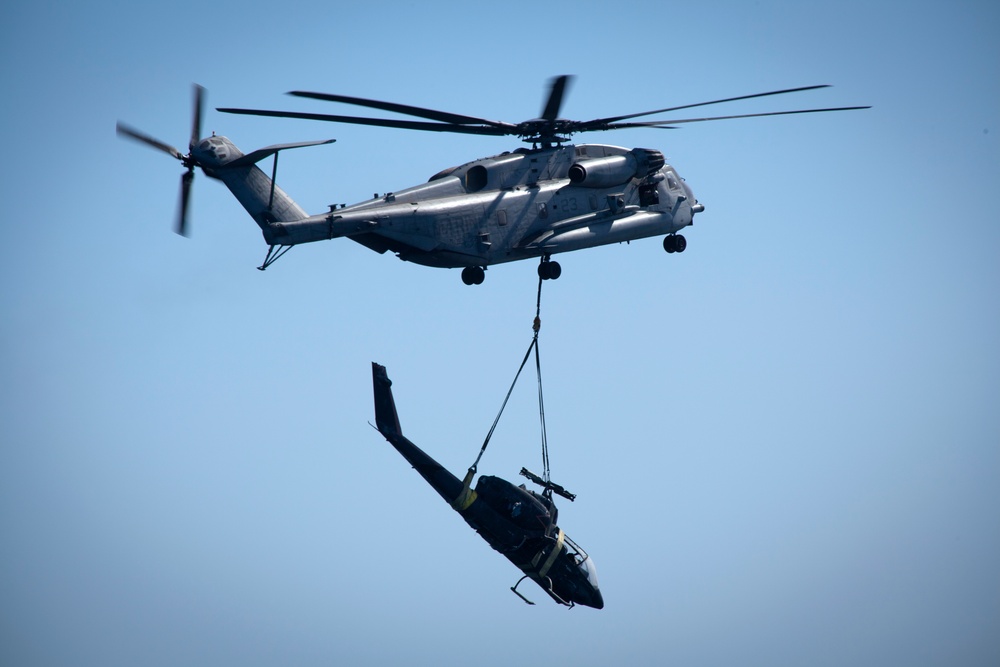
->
[456,269,576,506]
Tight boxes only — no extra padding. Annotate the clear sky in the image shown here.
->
[2,1,998,665]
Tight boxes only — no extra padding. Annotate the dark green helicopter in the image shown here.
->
[117,77,866,281]
[372,362,603,609]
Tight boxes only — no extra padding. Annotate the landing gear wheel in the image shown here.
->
[663,235,687,254]
[538,259,562,280]
[462,266,485,285]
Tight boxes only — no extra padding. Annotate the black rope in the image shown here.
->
[470,336,536,473]
[469,273,546,474]
[532,272,551,487]
[535,324,550,486]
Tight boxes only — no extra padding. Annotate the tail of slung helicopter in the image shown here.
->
[372,362,403,440]
[372,362,466,504]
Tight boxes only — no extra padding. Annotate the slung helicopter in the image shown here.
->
[372,362,603,608]
[117,77,867,284]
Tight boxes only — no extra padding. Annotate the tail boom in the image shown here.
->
[372,363,464,504]
[192,135,334,238]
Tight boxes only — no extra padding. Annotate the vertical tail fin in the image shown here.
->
[371,362,464,504]
[372,362,403,439]
[195,137,335,232]
[117,84,334,240]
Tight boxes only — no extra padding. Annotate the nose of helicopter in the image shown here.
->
[585,586,605,609]
[576,554,604,609]
[680,179,704,215]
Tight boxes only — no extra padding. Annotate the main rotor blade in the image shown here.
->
[190,84,205,150]
[584,84,834,127]
[116,122,184,160]
[541,75,573,121]
[289,90,515,130]
[217,107,512,136]
[602,105,872,130]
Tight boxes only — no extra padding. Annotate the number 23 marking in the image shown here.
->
[557,197,579,212]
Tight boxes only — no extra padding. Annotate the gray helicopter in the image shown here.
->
[117,77,866,283]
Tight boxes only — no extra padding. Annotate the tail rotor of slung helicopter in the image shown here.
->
[116,84,205,236]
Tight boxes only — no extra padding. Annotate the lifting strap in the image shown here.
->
[537,528,566,578]
[465,274,550,484]
[451,468,478,512]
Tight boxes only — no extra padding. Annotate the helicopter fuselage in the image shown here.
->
[121,79,866,278]
[214,142,701,272]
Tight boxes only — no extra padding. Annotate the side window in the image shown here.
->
[666,171,680,191]
[639,183,659,207]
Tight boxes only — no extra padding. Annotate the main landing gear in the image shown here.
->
[461,266,486,285]
[538,256,561,281]
[461,257,563,286]
[663,234,687,254]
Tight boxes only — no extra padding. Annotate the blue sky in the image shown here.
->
[2,1,998,665]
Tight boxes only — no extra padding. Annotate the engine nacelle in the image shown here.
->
[568,148,665,188]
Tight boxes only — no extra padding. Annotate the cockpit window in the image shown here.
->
[562,533,599,587]
[580,550,599,587]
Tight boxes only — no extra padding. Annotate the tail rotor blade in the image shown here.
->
[176,169,194,236]
[190,84,205,151]
[116,122,184,160]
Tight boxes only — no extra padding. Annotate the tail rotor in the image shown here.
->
[117,84,206,236]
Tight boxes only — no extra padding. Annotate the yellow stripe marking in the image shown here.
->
[538,528,565,578]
